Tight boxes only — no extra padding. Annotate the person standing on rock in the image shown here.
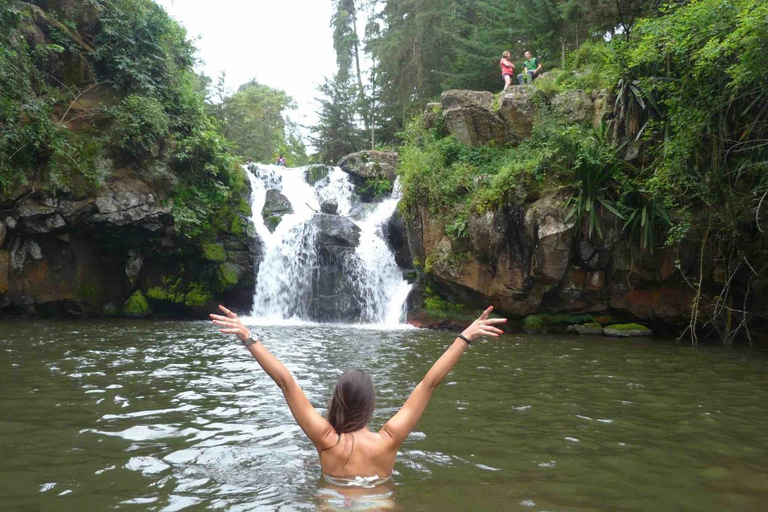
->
[276,154,286,167]
[518,51,542,85]
[500,51,515,90]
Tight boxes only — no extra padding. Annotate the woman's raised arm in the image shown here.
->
[379,306,506,448]
[210,305,338,451]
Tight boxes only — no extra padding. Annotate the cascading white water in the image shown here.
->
[244,164,411,325]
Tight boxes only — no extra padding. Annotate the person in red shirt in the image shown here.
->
[500,51,515,90]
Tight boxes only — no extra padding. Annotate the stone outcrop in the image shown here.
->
[308,213,362,322]
[0,171,261,318]
[441,90,511,147]
[338,151,400,202]
[339,151,399,181]
[262,189,292,232]
[405,190,699,331]
[438,88,608,147]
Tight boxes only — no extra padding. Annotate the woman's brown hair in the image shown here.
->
[327,369,375,433]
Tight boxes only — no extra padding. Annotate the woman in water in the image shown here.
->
[209,305,506,483]
[500,51,515,90]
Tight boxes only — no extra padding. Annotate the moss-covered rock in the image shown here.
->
[604,323,654,337]
[524,313,594,334]
[202,243,227,262]
[569,322,604,335]
[218,262,242,288]
[124,291,151,318]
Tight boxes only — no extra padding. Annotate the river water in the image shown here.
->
[2,320,768,511]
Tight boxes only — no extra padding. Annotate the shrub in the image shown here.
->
[110,95,169,157]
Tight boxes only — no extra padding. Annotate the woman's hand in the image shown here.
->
[210,305,252,342]
[461,306,506,342]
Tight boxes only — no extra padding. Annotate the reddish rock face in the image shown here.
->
[404,188,721,328]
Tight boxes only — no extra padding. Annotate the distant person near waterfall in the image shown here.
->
[518,51,542,85]
[276,154,286,166]
[500,51,515,90]
[210,305,506,486]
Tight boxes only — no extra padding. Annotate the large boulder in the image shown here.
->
[382,210,413,269]
[525,194,575,284]
[262,189,292,232]
[551,90,594,124]
[441,90,510,146]
[308,213,362,322]
[338,151,399,181]
[310,213,361,252]
[497,88,536,141]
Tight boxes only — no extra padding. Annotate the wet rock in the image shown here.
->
[570,323,604,335]
[441,90,509,146]
[0,251,9,294]
[308,213,362,322]
[497,87,535,141]
[382,210,413,269]
[262,189,292,233]
[10,238,43,272]
[468,209,507,265]
[603,323,654,337]
[310,213,361,250]
[525,194,574,284]
[551,90,594,124]
[89,178,171,226]
[125,250,143,286]
[321,201,339,215]
[338,151,399,181]
[0,220,6,247]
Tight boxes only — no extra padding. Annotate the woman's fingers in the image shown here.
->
[483,318,507,325]
[218,305,238,319]
[210,314,234,322]
[480,305,494,320]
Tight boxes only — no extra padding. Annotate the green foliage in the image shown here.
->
[606,322,649,331]
[91,0,195,99]
[201,243,227,262]
[563,132,625,240]
[312,71,366,164]
[619,186,671,251]
[124,290,151,317]
[524,313,594,333]
[218,263,241,289]
[423,286,482,321]
[146,277,213,307]
[212,79,304,164]
[110,95,169,157]
[359,176,393,200]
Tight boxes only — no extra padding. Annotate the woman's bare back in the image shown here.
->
[319,428,396,479]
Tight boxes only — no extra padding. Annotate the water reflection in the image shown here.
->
[1,321,768,510]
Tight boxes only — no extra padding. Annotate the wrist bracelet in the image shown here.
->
[457,333,472,345]
[242,336,259,347]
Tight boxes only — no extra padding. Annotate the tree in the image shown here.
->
[312,71,366,164]
[211,79,305,164]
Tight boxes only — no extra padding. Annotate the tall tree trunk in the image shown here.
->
[560,37,566,68]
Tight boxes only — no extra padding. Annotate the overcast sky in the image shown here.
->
[155,0,338,135]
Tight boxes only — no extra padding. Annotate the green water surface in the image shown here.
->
[1,320,767,511]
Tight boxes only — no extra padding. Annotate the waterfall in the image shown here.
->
[244,164,411,325]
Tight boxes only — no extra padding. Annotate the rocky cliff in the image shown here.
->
[0,170,260,318]
[401,88,766,335]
